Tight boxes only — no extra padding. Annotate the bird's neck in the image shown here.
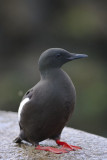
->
[40,68,65,80]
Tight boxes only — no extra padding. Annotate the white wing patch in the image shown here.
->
[18,98,30,121]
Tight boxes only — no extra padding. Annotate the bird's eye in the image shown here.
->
[56,53,61,58]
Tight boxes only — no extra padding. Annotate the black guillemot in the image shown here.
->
[14,48,88,154]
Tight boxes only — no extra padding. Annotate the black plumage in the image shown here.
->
[14,48,87,153]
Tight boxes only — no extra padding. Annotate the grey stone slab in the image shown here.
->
[0,111,107,160]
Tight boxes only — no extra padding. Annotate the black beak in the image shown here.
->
[67,53,88,61]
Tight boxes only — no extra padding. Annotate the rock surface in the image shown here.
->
[0,111,107,160]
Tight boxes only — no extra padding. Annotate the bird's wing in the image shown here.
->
[22,88,34,99]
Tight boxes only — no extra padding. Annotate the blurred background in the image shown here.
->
[0,0,107,137]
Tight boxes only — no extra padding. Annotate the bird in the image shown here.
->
[14,48,88,154]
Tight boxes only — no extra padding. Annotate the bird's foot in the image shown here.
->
[35,145,69,154]
[56,140,81,151]
[35,140,81,154]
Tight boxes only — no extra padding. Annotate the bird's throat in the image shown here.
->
[40,68,63,80]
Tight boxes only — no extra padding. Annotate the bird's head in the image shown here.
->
[38,48,88,71]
